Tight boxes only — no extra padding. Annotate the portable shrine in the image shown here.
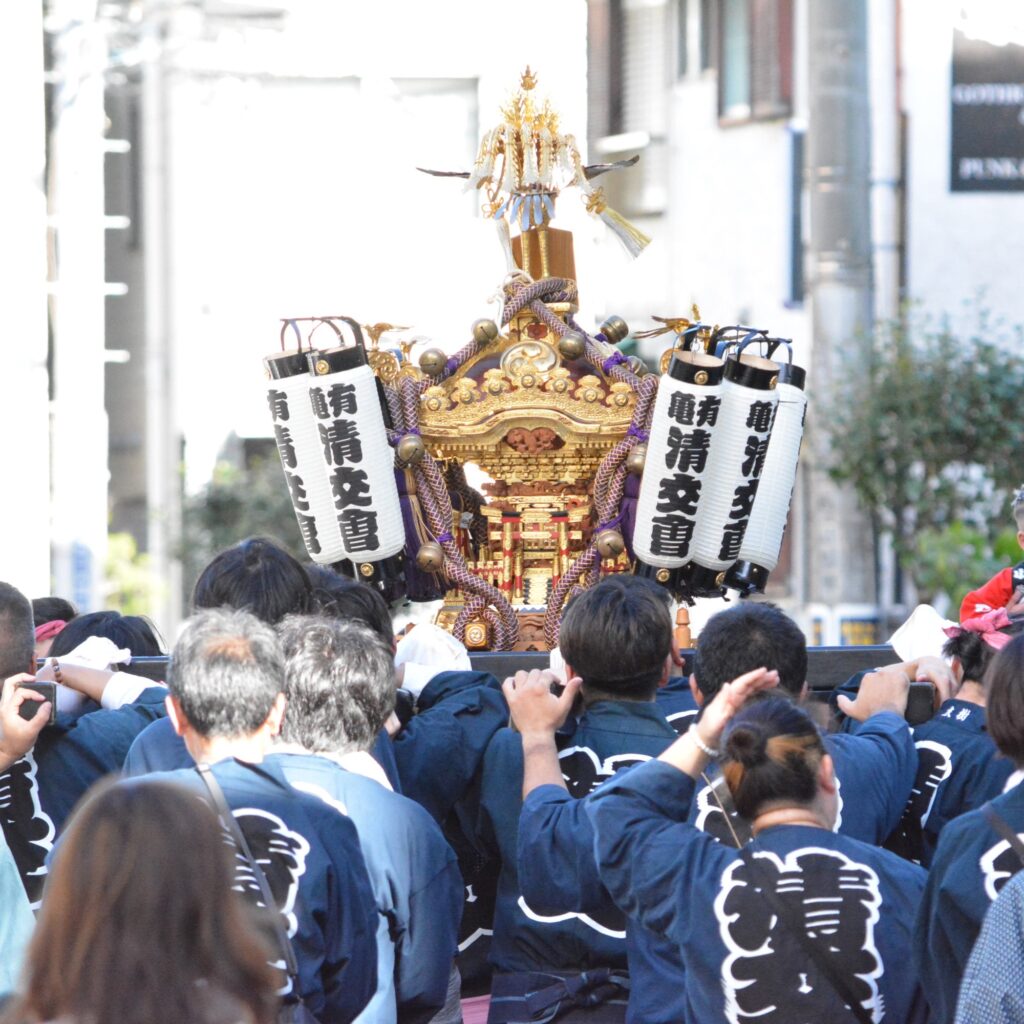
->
[262,71,808,651]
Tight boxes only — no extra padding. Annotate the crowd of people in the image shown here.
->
[2,520,1024,1024]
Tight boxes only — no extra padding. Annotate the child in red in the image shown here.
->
[960,485,1024,621]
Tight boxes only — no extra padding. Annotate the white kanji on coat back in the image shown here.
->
[714,846,884,1023]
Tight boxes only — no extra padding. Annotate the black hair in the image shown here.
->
[276,615,395,754]
[192,537,312,625]
[693,603,807,700]
[986,634,1024,767]
[721,696,825,819]
[0,581,34,679]
[942,617,1024,685]
[168,608,284,739]
[48,611,165,659]
[305,566,394,647]
[558,575,672,699]
[30,597,77,626]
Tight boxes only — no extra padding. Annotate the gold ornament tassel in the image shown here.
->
[583,185,650,258]
[598,205,651,258]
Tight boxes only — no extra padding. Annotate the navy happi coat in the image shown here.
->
[885,698,1012,866]
[914,778,1024,1024]
[0,687,166,906]
[589,759,929,1024]
[140,758,378,1024]
[688,710,916,847]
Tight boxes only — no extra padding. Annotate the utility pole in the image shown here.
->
[49,0,110,611]
[140,8,182,634]
[0,0,51,596]
[803,0,878,615]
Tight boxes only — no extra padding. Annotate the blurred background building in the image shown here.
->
[4,0,1023,642]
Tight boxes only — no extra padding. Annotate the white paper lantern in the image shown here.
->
[684,354,780,595]
[264,352,348,563]
[307,346,405,569]
[728,364,808,593]
[632,352,726,587]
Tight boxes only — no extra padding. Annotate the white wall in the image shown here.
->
[157,0,592,491]
[902,0,1024,330]
[665,78,808,348]
[0,1,51,597]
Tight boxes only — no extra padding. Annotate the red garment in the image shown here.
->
[960,567,1013,622]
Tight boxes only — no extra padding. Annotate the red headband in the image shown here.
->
[944,607,1013,650]
[34,620,67,643]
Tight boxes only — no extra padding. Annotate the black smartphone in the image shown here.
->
[17,682,57,725]
[905,682,935,727]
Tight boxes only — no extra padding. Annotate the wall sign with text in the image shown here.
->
[951,27,1024,192]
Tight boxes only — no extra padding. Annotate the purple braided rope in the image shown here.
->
[434,336,483,387]
[384,385,405,433]
[499,280,640,401]
[413,448,518,648]
[528,300,572,339]
[501,278,578,324]
[564,314,642,389]
[602,351,628,374]
[544,373,659,647]
[455,599,502,644]
[397,377,518,648]
[545,546,599,646]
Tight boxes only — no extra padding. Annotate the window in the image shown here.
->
[720,0,750,115]
[716,0,793,122]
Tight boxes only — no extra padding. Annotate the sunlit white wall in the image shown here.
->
[153,0,591,492]
[901,0,1024,333]
[0,2,51,598]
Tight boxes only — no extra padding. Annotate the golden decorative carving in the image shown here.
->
[464,620,490,650]
[367,350,400,384]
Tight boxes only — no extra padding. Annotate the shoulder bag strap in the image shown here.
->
[195,763,302,984]
[983,802,1024,868]
[700,771,749,849]
[737,847,875,1024]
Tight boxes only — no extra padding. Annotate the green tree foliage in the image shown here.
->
[827,305,1024,603]
[105,532,159,615]
[179,457,305,603]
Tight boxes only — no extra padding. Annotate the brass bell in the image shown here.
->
[599,315,629,345]
[396,433,426,467]
[626,354,648,377]
[415,541,445,572]
[595,529,625,560]
[472,318,500,345]
[625,443,647,476]
[558,330,587,360]
[418,348,447,377]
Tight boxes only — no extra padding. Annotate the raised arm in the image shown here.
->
[587,668,778,938]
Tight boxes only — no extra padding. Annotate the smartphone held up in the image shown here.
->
[17,681,56,726]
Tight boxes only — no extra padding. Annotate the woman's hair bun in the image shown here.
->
[724,722,767,768]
